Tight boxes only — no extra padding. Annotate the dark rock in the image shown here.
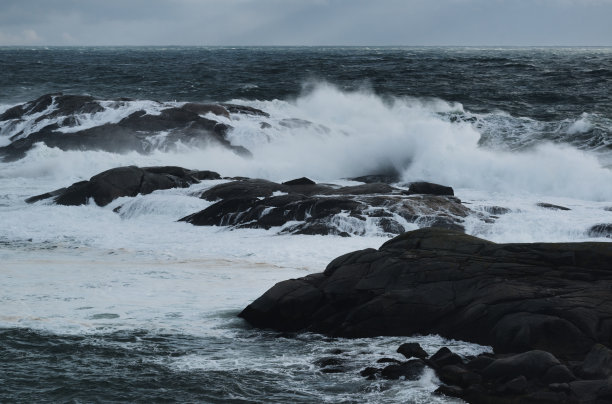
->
[407,181,454,196]
[429,347,464,369]
[27,166,213,206]
[579,344,612,379]
[380,359,426,380]
[587,224,612,238]
[482,350,561,381]
[542,364,576,384]
[537,202,571,211]
[484,206,512,215]
[501,375,528,394]
[465,355,496,372]
[360,367,379,378]
[438,365,482,387]
[0,94,252,162]
[240,228,612,360]
[260,122,272,129]
[350,174,400,184]
[397,342,428,359]
[376,358,402,365]
[282,177,316,186]
[434,385,464,399]
[182,178,471,236]
[191,170,221,181]
[222,103,270,117]
[181,103,229,118]
[314,357,344,371]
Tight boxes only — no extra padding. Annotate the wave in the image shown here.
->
[2,83,611,201]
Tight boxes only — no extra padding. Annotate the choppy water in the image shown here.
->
[1,47,611,403]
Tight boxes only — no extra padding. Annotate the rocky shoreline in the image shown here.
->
[240,228,612,403]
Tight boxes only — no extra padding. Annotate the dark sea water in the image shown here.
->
[1,47,611,403]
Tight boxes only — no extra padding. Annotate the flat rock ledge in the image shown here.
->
[240,227,612,362]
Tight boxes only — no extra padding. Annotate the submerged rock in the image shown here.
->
[537,202,571,211]
[26,166,220,206]
[587,223,612,238]
[240,227,612,361]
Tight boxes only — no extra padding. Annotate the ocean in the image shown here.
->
[1,46,611,403]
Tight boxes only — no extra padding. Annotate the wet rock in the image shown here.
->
[350,174,400,184]
[181,102,229,118]
[222,103,270,117]
[587,223,612,238]
[429,347,464,369]
[182,178,470,236]
[377,358,402,365]
[397,342,428,359]
[380,359,426,380]
[0,94,255,162]
[240,228,612,360]
[407,181,454,196]
[26,166,216,206]
[282,177,316,186]
[483,206,512,215]
[537,202,571,211]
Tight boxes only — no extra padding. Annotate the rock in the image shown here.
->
[429,347,464,368]
[501,375,529,394]
[240,228,612,360]
[482,350,561,381]
[314,357,345,373]
[483,206,512,215]
[282,177,316,186]
[350,174,400,184]
[407,181,454,196]
[587,223,612,238]
[380,359,426,380]
[27,166,216,206]
[397,342,428,359]
[537,202,571,211]
[0,94,255,162]
[360,367,379,378]
[222,103,270,117]
[434,385,464,399]
[182,178,471,236]
[438,365,482,387]
[181,102,230,118]
[377,358,402,365]
[579,344,612,379]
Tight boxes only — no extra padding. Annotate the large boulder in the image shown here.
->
[240,227,612,360]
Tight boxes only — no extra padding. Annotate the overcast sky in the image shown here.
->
[1,0,611,46]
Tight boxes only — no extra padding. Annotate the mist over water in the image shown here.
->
[1,47,611,403]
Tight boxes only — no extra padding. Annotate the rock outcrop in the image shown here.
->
[0,93,263,161]
[240,228,612,361]
[180,178,470,236]
[361,342,612,403]
[26,166,220,206]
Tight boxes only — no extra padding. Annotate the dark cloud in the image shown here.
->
[0,0,611,46]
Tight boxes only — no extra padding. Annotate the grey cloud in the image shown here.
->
[0,0,611,46]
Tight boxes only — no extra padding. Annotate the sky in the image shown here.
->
[0,0,611,46]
